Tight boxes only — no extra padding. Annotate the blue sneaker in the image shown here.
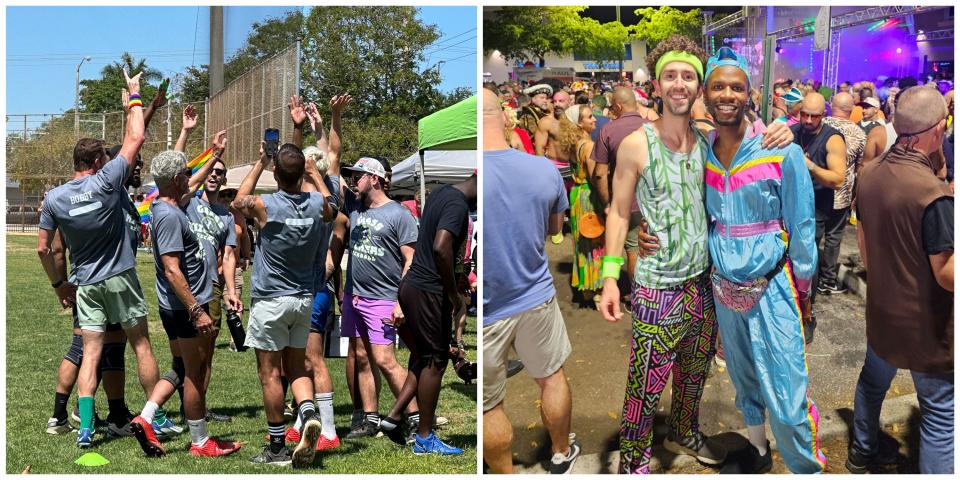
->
[77,428,94,448]
[152,417,184,439]
[412,432,463,456]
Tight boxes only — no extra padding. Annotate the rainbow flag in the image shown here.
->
[136,147,216,222]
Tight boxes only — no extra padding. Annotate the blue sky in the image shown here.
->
[6,6,477,115]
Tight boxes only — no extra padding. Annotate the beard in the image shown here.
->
[663,86,696,116]
[706,100,745,127]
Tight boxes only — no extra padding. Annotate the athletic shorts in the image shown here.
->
[397,279,452,361]
[76,269,147,332]
[159,304,209,340]
[246,294,313,351]
[482,296,571,412]
[208,279,224,329]
[340,294,397,345]
[72,307,121,332]
[310,287,334,334]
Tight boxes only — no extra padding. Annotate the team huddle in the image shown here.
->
[38,69,476,467]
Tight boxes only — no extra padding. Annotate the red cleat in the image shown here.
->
[285,426,301,443]
[130,416,165,457]
[316,434,340,451]
[189,437,241,457]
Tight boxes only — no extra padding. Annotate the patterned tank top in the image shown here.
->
[633,122,709,289]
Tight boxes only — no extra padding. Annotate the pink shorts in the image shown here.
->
[340,293,398,345]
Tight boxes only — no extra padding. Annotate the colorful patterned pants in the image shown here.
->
[619,272,717,474]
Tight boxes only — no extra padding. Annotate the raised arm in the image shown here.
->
[289,95,307,148]
[301,148,335,222]
[181,130,226,205]
[306,102,328,153]
[118,70,146,169]
[175,104,198,153]
[232,141,269,226]
[143,78,168,132]
[327,94,352,179]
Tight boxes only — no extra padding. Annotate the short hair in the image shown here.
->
[302,146,329,175]
[73,138,106,171]
[149,150,187,186]
[645,34,707,84]
[894,86,947,135]
[275,143,305,187]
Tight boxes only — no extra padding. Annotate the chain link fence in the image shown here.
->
[206,42,300,169]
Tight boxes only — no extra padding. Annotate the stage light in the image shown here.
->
[896,47,902,54]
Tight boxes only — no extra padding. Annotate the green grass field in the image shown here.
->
[6,234,477,474]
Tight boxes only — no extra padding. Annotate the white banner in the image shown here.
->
[814,6,831,51]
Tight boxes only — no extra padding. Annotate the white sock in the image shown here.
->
[187,418,209,447]
[140,401,159,422]
[294,411,303,432]
[315,392,336,438]
[747,425,768,455]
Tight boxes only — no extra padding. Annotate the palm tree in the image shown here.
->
[79,52,163,113]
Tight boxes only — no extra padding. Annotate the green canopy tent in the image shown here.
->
[416,95,477,205]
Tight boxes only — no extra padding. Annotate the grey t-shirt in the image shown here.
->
[121,194,142,255]
[343,191,419,301]
[186,196,237,289]
[252,191,327,298]
[39,156,136,286]
[312,175,340,292]
[150,199,212,311]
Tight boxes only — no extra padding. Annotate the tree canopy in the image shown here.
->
[628,7,702,50]
[79,53,162,113]
[483,6,587,64]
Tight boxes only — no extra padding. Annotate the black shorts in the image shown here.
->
[159,304,209,340]
[72,306,122,332]
[397,279,452,361]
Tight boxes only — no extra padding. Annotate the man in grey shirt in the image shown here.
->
[37,71,161,449]
[338,156,420,439]
[233,140,335,467]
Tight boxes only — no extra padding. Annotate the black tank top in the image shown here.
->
[791,123,845,211]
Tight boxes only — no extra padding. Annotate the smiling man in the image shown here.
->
[702,47,824,474]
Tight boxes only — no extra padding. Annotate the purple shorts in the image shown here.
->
[340,294,398,345]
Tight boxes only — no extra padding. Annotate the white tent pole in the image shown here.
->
[419,149,427,209]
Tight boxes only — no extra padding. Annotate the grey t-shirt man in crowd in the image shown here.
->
[337,156,420,439]
[37,70,162,449]
[129,144,241,458]
[233,140,335,468]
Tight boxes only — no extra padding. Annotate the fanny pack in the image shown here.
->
[711,255,787,313]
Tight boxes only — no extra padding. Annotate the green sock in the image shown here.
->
[153,407,167,424]
[78,396,95,431]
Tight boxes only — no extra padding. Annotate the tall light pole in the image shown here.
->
[75,56,92,137]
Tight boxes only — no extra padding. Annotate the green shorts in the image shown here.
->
[76,269,148,332]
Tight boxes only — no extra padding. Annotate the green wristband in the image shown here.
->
[601,256,625,280]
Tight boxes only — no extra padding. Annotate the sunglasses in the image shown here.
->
[211,168,226,176]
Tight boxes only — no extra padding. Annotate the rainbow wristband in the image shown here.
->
[601,255,625,280]
[128,93,141,100]
[128,99,143,108]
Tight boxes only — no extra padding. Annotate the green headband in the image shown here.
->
[655,51,704,81]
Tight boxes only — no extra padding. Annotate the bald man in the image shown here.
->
[824,92,866,215]
[482,88,580,474]
[790,93,847,343]
[852,85,953,474]
[553,90,572,111]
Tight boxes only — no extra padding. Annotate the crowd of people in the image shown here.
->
[37,69,477,467]
[483,33,953,474]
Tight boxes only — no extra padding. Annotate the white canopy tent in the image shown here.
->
[390,150,476,196]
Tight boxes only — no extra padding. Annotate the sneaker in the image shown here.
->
[345,419,379,439]
[130,416,166,457]
[205,409,233,422]
[719,441,772,474]
[350,410,364,430]
[549,433,582,474]
[405,416,420,445]
[845,437,900,474]
[106,419,135,437]
[284,426,301,443]
[817,282,847,295]
[190,437,241,457]
[76,427,94,448]
[152,417,184,439]
[283,402,295,422]
[663,431,727,465]
[292,417,321,468]
[46,416,74,435]
[250,445,292,466]
[714,350,726,369]
[71,407,106,428]
[316,434,340,451]
[804,316,817,345]
[506,360,525,378]
[412,431,463,456]
[380,417,408,446]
